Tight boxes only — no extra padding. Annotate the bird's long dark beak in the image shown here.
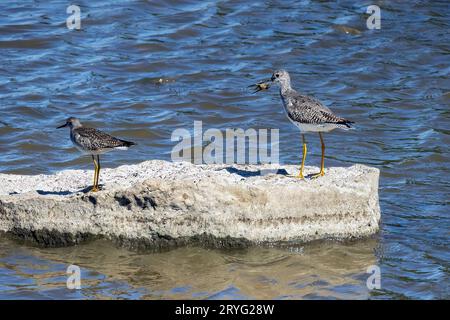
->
[248,78,272,94]
[57,123,68,129]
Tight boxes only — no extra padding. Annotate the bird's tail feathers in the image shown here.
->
[336,120,355,130]
[119,139,137,148]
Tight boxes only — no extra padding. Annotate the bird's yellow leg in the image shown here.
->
[311,133,325,179]
[91,155,99,192]
[297,134,307,179]
[95,155,101,190]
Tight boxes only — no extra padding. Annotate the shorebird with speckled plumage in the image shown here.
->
[57,117,136,192]
[251,69,354,179]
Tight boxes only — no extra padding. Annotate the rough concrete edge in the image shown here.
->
[0,225,381,252]
[0,228,252,251]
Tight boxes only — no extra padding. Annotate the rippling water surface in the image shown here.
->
[0,0,448,299]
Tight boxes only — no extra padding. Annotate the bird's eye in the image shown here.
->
[276,74,280,78]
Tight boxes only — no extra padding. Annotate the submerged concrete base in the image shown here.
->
[0,160,380,248]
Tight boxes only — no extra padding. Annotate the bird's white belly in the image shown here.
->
[74,144,116,155]
[285,116,337,133]
[295,121,337,133]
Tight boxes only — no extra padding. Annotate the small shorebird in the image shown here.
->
[251,69,354,179]
[57,117,136,192]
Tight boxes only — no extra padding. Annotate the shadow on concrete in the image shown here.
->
[36,185,103,196]
[223,167,289,177]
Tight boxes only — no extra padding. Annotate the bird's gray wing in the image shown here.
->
[74,127,126,150]
[286,93,345,124]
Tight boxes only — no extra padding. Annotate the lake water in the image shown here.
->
[0,0,448,299]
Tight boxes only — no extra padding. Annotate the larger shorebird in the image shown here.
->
[252,70,354,179]
[57,117,136,192]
